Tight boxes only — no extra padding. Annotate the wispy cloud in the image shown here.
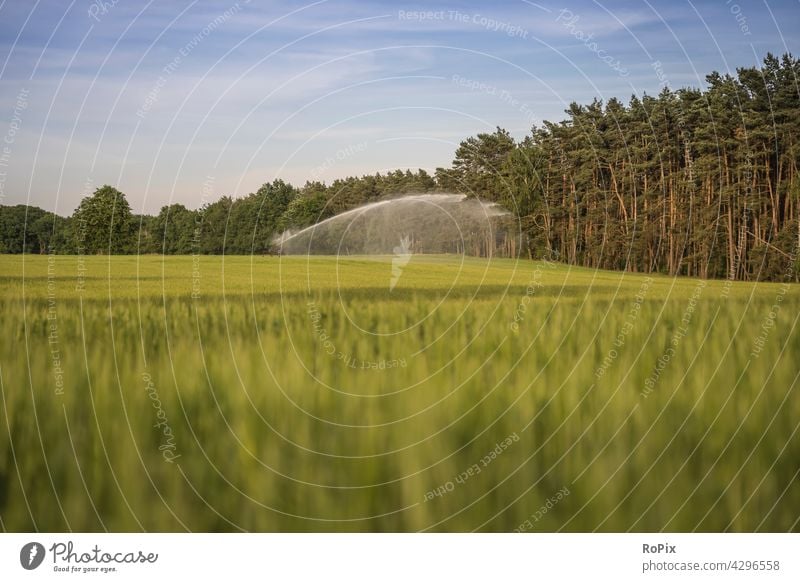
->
[0,0,797,212]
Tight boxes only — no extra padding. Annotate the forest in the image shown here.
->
[1,53,798,282]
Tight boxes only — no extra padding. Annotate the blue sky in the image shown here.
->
[0,0,798,215]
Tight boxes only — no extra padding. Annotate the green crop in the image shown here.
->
[0,255,797,531]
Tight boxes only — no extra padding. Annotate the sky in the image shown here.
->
[0,0,798,215]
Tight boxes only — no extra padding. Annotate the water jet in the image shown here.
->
[274,193,520,257]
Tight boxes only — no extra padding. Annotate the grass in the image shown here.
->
[0,254,798,532]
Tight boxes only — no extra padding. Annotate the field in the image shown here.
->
[0,254,798,532]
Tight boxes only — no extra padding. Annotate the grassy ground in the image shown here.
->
[0,254,798,532]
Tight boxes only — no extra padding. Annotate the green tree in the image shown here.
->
[449,127,516,199]
[71,185,133,254]
[147,204,196,254]
[0,204,68,253]
[280,183,332,231]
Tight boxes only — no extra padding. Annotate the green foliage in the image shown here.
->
[146,204,197,254]
[280,186,332,231]
[449,127,516,200]
[71,185,133,254]
[0,204,68,253]
[431,53,799,278]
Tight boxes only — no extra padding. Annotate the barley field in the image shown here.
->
[0,254,798,532]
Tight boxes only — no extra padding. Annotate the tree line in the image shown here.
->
[1,53,798,281]
[0,170,437,256]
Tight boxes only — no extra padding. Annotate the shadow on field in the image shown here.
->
[266,284,614,302]
[9,283,622,305]
[0,275,168,281]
